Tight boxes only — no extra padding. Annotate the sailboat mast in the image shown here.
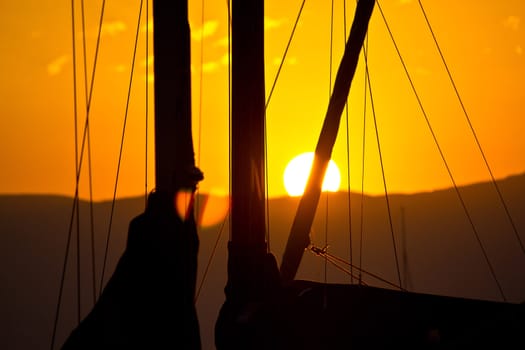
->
[153,0,201,192]
[231,0,266,249]
[216,2,273,347]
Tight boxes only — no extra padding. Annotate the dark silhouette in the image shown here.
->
[14,0,520,347]
[214,0,524,348]
[61,191,201,349]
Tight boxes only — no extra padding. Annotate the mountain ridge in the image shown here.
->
[1,173,524,349]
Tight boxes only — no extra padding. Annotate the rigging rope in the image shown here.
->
[324,0,335,288]
[376,0,506,301]
[194,0,205,236]
[358,35,369,286]
[145,0,150,208]
[51,1,80,347]
[309,245,405,290]
[193,0,231,305]
[195,211,229,301]
[75,0,84,321]
[197,0,205,170]
[400,206,413,290]
[364,49,403,289]
[265,0,306,109]
[99,0,144,296]
[313,246,364,284]
[51,2,108,347]
[49,7,521,348]
[227,0,232,241]
[417,0,525,257]
[50,199,79,350]
[80,0,98,308]
[264,0,308,250]
[342,0,354,285]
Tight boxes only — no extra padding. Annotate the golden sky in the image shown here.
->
[0,0,524,201]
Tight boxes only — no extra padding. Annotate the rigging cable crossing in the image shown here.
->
[376,0,507,301]
[80,0,98,308]
[51,2,524,348]
[50,0,107,348]
[416,0,525,256]
[99,0,145,297]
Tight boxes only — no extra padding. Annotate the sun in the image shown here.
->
[283,152,341,196]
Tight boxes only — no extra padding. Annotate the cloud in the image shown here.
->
[272,56,298,66]
[115,64,127,73]
[191,20,219,41]
[101,21,127,36]
[503,16,520,31]
[195,55,235,73]
[213,16,283,46]
[413,66,431,77]
[190,61,221,74]
[202,61,219,73]
[215,36,229,48]
[47,55,70,76]
[265,16,285,31]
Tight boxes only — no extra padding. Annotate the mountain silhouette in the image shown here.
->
[1,173,524,349]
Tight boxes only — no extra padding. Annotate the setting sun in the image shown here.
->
[283,152,341,196]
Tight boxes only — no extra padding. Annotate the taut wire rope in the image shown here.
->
[376,0,506,301]
[309,245,405,290]
[227,0,232,241]
[417,0,524,257]
[195,211,229,302]
[342,0,354,285]
[50,2,80,347]
[358,34,369,286]
[99,0,144,296]
[323,0,336,290]
[80,0,99,308]
[145,0,150,207]
[193,0,230,305]
[50,0,107,347]
[365,53,403,289]
[264,0,308,250]
[265,0,306,110]
[194,0,205,228]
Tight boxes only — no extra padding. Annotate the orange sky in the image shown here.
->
[0,0,524,201]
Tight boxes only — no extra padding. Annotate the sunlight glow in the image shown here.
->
[197,189,229,227]
[175,189,229,226]
[283,152,341,196]
[175,189,194,222]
